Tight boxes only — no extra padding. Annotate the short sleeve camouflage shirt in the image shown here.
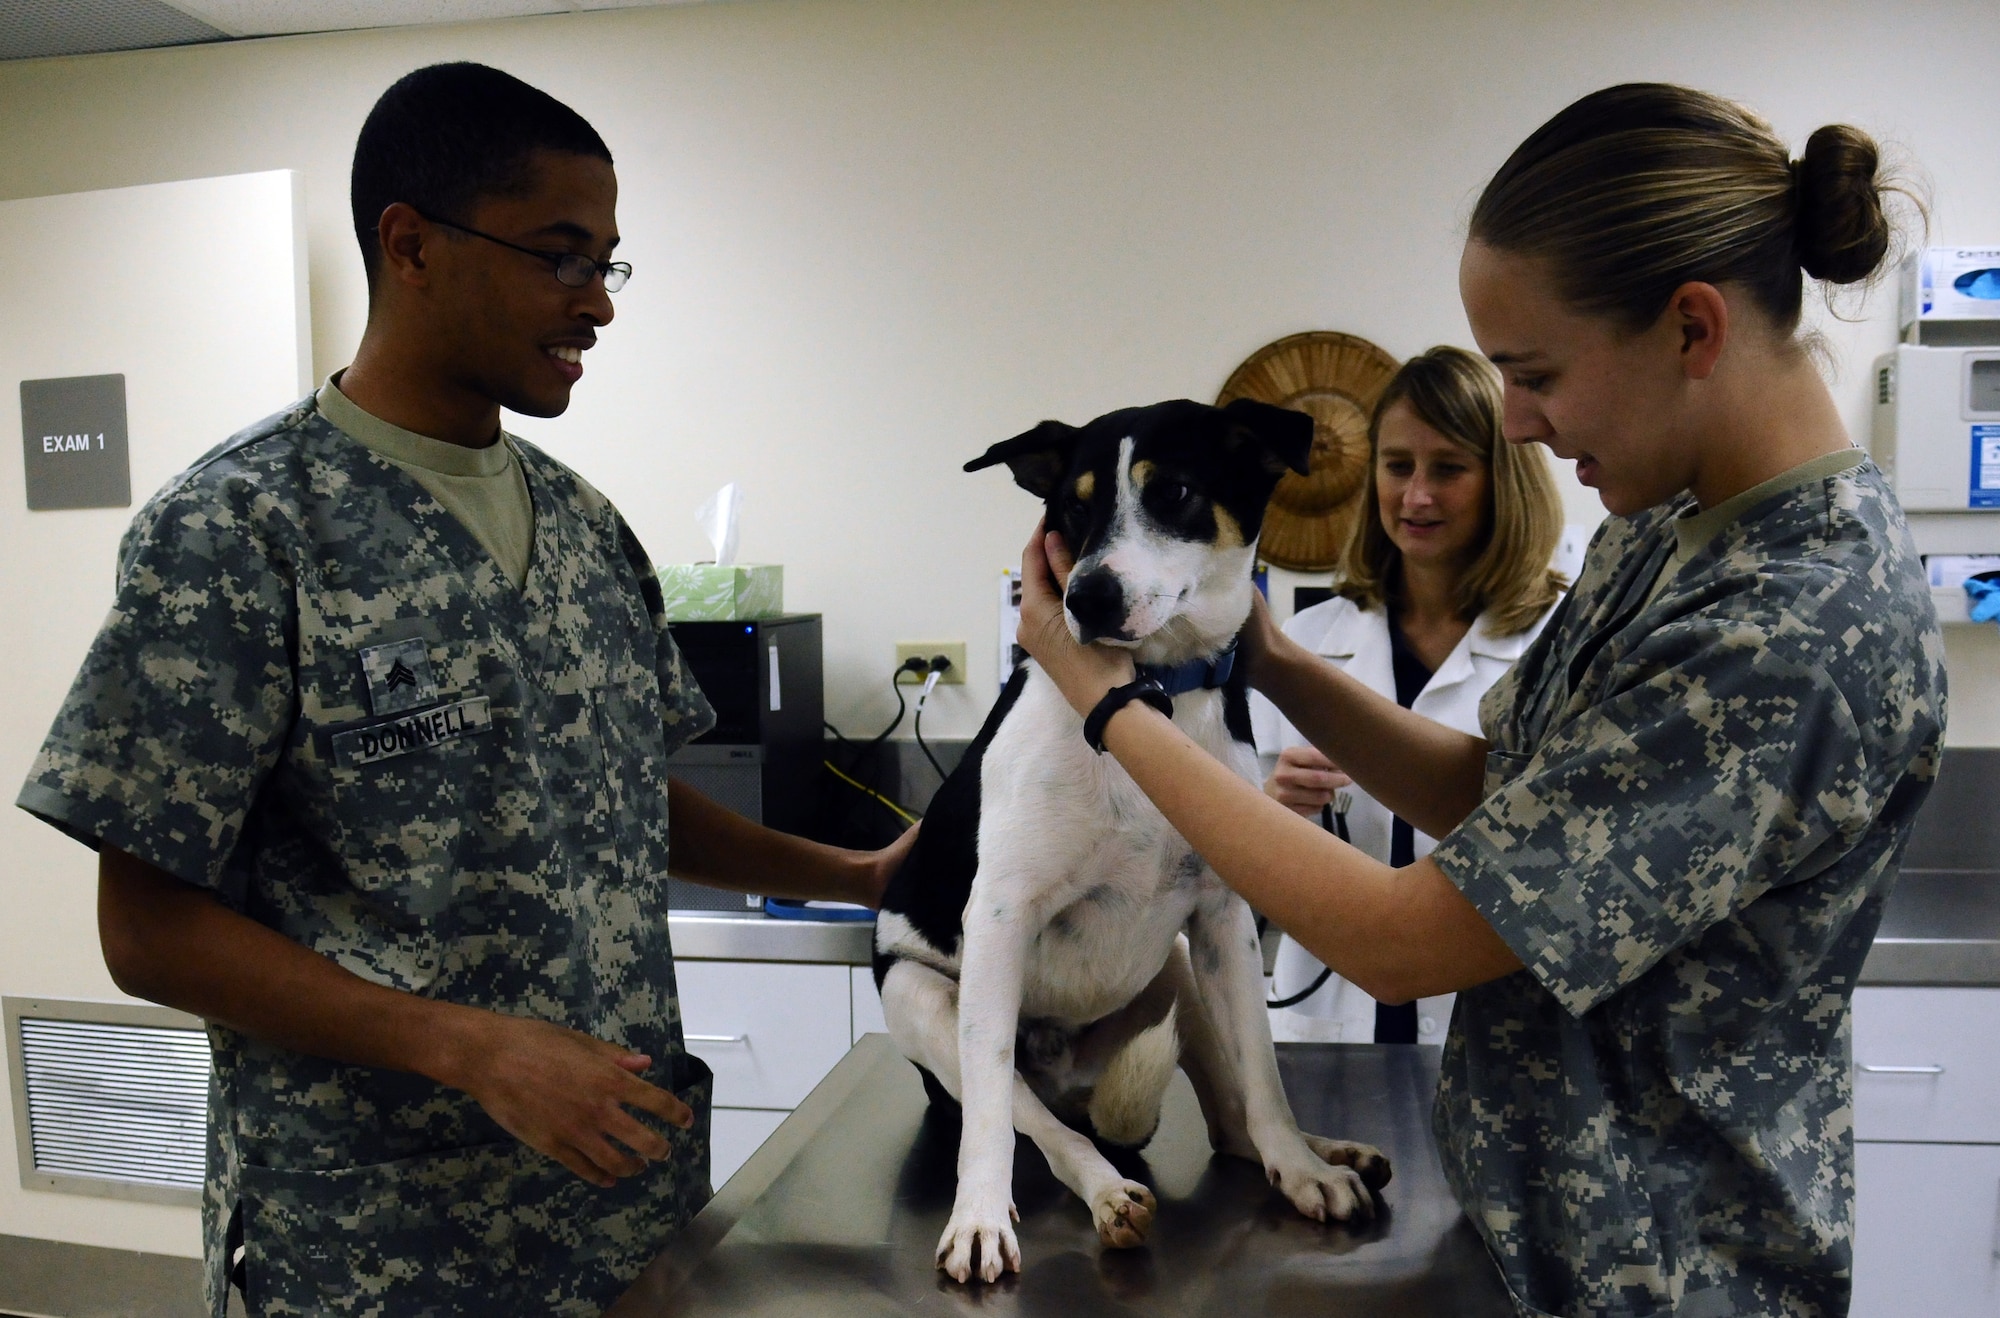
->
[1427,458,1946,1318]
[18,395,718,1317]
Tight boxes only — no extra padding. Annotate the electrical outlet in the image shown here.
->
[895,641,967,685]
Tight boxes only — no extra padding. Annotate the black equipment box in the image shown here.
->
[663,613,823,912]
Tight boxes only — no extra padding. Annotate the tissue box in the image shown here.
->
[659,564,783,620]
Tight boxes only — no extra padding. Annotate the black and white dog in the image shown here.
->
[873,398,1391,1284]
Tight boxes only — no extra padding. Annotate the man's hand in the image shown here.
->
[434,1011,693,1189]
[1265,745,1354,816]
[98,846,693,1189]
[1016,518,1134,717]
[862,823,919,907]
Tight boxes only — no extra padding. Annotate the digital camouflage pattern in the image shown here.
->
[18,394,717,1317]
[1428,458,1946,1318]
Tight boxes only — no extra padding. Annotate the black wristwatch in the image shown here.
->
[1082,678,1173,753]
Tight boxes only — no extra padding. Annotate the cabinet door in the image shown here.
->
[1853,987,2000,1143]
[1853,1142,2000,1318]
[710,1107,788,1192]
[677,961,852,1109]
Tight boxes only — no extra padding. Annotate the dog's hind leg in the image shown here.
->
[1169,934,1391,1186]
[1086,1003,1178,1147]
[1162,934,1258,1161]
[881,960,1159,1276]
[1187,894,1382,1223]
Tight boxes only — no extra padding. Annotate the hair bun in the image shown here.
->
[1793,124,1892,285]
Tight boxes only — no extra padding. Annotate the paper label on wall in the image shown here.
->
[19,374,131,511]
[1972,424,2000,509]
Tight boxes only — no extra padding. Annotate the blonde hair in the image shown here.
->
[1469,83,1912,333]
[1336,346,1565,635]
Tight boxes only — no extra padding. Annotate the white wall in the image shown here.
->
[0,174,309,1251]
[0,0,1997,1256]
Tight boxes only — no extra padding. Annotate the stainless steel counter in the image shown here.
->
[668,911,873,963]
[609,1037,1511,1317]
[1859,869,2000,986]
[1861,748,2000,987]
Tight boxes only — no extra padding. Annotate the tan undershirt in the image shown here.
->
[317,377,535,590]
[1643,447,1868,608]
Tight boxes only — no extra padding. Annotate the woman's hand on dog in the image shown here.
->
[1018,518,1135,715]
[1237,588,1308,694]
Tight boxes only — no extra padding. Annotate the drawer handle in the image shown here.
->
[1857,1064,1945,1075]
[686,1033,750,1045]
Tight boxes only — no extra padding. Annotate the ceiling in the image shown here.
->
[0,0,705,62]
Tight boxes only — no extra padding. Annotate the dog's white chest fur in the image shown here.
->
[880,664,1254,1023]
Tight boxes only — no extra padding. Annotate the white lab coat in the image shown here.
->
[1249,593,1560,1044]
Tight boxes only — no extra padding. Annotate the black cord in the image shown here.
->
[1267,967,1334,1011]
[864,673,910,763]
[1268,799,1348,1010]
[821,660,928,824]
[913,698,947,782]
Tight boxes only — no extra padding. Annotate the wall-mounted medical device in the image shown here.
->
[1900,247,2000,346]
[1876,246,2000,565]
[1873,345,2000,513]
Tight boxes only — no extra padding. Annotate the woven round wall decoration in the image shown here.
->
[1217,330,1400,572]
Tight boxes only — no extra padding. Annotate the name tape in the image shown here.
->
[332,696,491,768]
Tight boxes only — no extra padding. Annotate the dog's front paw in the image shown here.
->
[1089,1179,1157,1249]
[936,1194,1022,1283]
[1300,1132,1392,1191]
[1266,1145,1373,1226]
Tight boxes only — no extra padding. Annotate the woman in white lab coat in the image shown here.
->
[1251,345,1568,1044]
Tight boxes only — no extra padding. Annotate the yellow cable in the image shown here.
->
[822,759,921,827]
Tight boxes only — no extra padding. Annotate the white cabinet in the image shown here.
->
[1853,987,2000,1318]
[1854,986,2000,1143]
[1853,1142,2000,1317]
[678,960,853,1110]
[710,1107,788,1189]
[677,959,857,1192]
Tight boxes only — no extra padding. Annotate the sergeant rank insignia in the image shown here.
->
[359,637,439,715]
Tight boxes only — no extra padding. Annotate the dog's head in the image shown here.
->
[966,398,1312,665]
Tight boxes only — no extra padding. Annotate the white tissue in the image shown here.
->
[696,482,743,566]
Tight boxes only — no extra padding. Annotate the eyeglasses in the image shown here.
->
[415,209,631,292]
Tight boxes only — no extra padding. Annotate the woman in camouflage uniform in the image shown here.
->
[1018,83,1946,1318]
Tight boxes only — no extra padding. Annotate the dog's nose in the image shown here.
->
[1065,571,1128,644]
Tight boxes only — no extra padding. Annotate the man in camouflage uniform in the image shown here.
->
[1428,449,1947,1315]
[18,64,900,1316]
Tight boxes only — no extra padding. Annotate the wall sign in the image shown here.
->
[19,374,130,511]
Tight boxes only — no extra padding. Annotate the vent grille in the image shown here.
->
[1877,364,1894,407]
[19,1017,209,1190]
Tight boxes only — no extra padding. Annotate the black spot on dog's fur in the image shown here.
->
[873,664,1030,986]
[1223,651,1255,746]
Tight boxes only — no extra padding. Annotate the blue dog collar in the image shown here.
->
[1136,640,1237,697]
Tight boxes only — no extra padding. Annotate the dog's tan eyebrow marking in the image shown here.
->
[1213,506,1244,548]
[1130,459,1156,488]
[1073,472,1095,502]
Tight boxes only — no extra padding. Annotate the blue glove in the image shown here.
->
[1967,572,2000,626]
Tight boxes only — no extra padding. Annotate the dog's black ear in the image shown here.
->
[964,420,1081,499]
[1220,398,1315,477]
